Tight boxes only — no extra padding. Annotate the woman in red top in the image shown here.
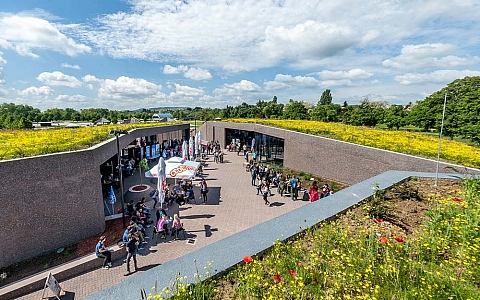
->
[309,181,319,202]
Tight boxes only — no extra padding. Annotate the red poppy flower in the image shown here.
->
[274,273,281,283]
[394,237,405,243]
[298,262,303,267]
[453,197,464,203]
[380,237,389,244]
[289,269,297,277]
[314,278,319,284]
[373,218,383,224]
[243,256,253,263]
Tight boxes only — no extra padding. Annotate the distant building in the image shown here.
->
[93,117,111,126]
[152,113,175,122]
[122,117,141,124]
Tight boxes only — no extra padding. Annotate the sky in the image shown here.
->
[0,0,479,111]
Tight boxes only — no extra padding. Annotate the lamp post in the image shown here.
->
[434,93,448,187]
[110,129,129,228]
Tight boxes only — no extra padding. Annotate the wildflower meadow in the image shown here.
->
[148,177,480,299]
[0,122,172,161]
[228,119,480,169]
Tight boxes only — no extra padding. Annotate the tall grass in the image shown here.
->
[148,177,480,299]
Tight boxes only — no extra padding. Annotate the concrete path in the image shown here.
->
[11,151,308,300]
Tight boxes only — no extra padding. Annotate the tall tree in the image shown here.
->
[283,100,308,120]
[384,105,407,130]
[319,89,333,105]
[345,98,385,127]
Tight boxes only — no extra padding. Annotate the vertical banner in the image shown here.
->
[146,145,151,159]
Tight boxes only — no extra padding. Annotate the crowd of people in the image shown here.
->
[97,188,189,275]
[248,159,334,205]
[96,141,334,277]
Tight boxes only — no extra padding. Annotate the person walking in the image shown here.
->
[290,176,298,201]
[95,236,112,269]
[124,233,139,276]
[200,179,209,204]
[150,188,159,209]
[219,151,224,163]
[263,184,271,206]
[250,166,258,186]
[278,176,285,197]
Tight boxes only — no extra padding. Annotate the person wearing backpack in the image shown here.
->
[290,176,298,201]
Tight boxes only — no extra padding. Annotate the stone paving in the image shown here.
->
[12,151,307,300]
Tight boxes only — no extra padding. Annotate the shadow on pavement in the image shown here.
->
[47,291,75,300]
[181,214,215,219]
[204,225,218,237]
[136,264,161,272]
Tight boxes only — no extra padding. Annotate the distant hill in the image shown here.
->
[130,107,188,112]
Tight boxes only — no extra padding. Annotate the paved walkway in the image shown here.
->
[13,151,308,300]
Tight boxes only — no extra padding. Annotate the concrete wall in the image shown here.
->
[198,122,478,184]
[0,124,189,268]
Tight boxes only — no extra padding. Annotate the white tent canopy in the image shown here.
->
[145,157,200,179]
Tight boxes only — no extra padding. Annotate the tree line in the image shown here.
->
[1,76,479,144]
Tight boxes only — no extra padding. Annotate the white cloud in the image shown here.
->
[395,70,480,85]
[320,79,354,87]
[213,80,262,96]
[183,68,212,80]
[37,71,82,88]
[163,65,212,80]
[98,76,164,100]
[78,1,377,72]
[264,80,290,91]
[260,20,357,62]
[61,63,81,70]
[169,83,204,102]
[0,15,91,58]
[273,74,320,88]
[82,74,101,83]
[55,94,88,103]
[230,80,262,92]
[2,1,480,109]
[319,69,373,80]
[0,52,6,85]
[383,43,479,70]
[19,86,53,97]
[163,65,188,74]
